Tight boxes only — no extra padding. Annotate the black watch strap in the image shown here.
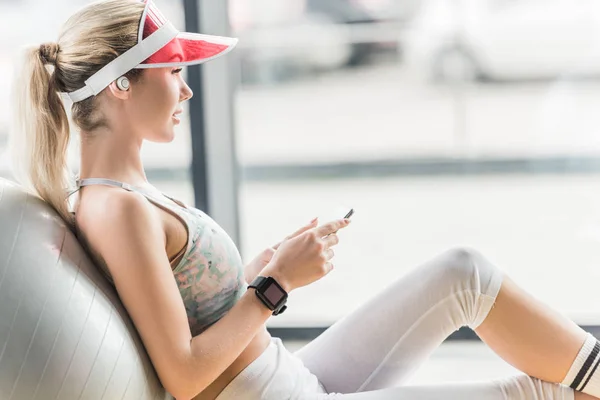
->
[249,276,288,315]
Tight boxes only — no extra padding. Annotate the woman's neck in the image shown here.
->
[79,131,148,186]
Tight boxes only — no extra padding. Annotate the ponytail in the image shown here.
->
[9,44,75,227]
[8,0,146,229]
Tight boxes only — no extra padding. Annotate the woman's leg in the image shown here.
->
[294,247,505,393]
[577,393,599,400]
[475,275,600,399]
[474,274,587,383]
[309,375,573,400]
[293,247,589,398]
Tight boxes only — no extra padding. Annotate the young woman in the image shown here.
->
[8,0,600,399]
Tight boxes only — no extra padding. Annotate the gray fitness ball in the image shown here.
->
[0,178,172,399]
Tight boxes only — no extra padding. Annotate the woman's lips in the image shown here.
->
[172,110,182,123]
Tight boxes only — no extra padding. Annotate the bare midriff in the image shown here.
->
[192,325,272,400]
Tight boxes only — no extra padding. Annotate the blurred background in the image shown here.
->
[2,0,600,386]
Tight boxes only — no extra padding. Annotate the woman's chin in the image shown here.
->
[146,130,176,143]
[162,132,176,143]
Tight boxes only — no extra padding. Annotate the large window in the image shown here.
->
[231,0,600,328]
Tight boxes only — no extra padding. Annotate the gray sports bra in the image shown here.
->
[74,178,248,337]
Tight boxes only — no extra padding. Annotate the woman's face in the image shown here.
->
[128,67,193,143]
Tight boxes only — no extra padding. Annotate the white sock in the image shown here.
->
[561,332,600,397]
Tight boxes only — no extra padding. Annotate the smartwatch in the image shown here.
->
[248,276,288,315]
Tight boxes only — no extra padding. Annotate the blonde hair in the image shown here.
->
[9,0,146,228]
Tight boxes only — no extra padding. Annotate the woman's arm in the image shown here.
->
[184,287,273,396]
[86,190,275,399]
[244,248,275,284]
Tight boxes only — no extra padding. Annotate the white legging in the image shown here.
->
[215,248,575,400]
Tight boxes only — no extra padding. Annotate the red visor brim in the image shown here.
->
[136,32,237,68]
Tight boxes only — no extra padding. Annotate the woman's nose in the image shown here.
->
[181,84,193,102]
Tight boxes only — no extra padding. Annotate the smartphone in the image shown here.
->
[323,208,354,237]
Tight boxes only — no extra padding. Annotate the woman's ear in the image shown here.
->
[107,80,131,100]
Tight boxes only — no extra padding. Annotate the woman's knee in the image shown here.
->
[434,246,504,297]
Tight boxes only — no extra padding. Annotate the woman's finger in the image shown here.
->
[273,218,319,249]
[316,219,350,237]
[288,218,318,238]
[324,248,334,261]
[322,233,339,248]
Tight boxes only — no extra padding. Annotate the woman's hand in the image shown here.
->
[244,217,320,284]
[244,247,276,284]
[260,218,351,293]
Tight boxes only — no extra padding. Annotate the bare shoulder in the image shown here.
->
[79,188,165,249]
[75,187,193,395]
